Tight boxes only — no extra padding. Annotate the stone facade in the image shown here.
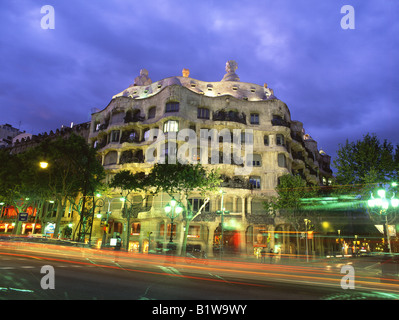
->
[88,61,333,257]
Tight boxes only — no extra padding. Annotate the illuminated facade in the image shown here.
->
[88,61,333,257]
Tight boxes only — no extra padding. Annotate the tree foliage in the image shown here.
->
[265,174,319,230]
[0,134,105,236]
[109,162,221,255]
[333,133,398,194]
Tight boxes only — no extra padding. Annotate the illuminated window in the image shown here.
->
[160,223,177,239]
[131,223,141,235]
[188,226,201,238]
[163,120,179,133]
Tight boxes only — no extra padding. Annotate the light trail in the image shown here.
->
[1,241,398,295]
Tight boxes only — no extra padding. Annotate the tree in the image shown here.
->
[333,133,399,251]
[268,174,317,212]
[109,170,151,250]
[147,162,221,256]
[8,134,105,238]
[265,174,319,231]
[333,133,398,195]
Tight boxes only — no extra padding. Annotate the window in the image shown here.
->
[250,113,259,125]
[163,120,179,133]
[165,102,179,113]
[104,151,118,165]
[188,225,201,238]
[161,143,177,158]
[240,132,253,144]
[278,153,287,168]
[160,223,176,239]
[110,130,120,143]
[148,107,156,119]
[197,107,210,119]
[131,223,141,235]
[249,176,261,189]
[189,199,210,212]
[247,154,262,167]
[264,135,269,146]
[276,134,285,146]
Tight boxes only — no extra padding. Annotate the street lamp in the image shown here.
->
[164,198,183,244]
[39,161,48,169]
[368,187,399,254]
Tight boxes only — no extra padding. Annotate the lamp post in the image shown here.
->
[216,190,230,259]
[304,219,310,262]
[164,198,183,245]
[368,187,399,254]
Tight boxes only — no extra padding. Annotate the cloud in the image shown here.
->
[0,0,398,165]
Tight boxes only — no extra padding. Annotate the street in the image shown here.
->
[0,240,398,302]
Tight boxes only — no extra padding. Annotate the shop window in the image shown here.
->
[188,225,201,238]
[160,223,177,239]
[131,223,141,235]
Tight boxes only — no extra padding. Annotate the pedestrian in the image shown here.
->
[260,248,266,263]
[115,235,122,251]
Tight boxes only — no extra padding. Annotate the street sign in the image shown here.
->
[18,212,28,222]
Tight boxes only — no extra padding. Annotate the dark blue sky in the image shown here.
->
[1,1,398,168]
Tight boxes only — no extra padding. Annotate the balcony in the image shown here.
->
[212,110,246,125]
[271,117,290,128]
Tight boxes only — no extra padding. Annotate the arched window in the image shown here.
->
[165,102,179,113]
[163,120,179,133]
[278,153,287,168]
[104,151,118,165]
[197,107,210,119]
[276,134,285,146]
[148,106,156,119]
